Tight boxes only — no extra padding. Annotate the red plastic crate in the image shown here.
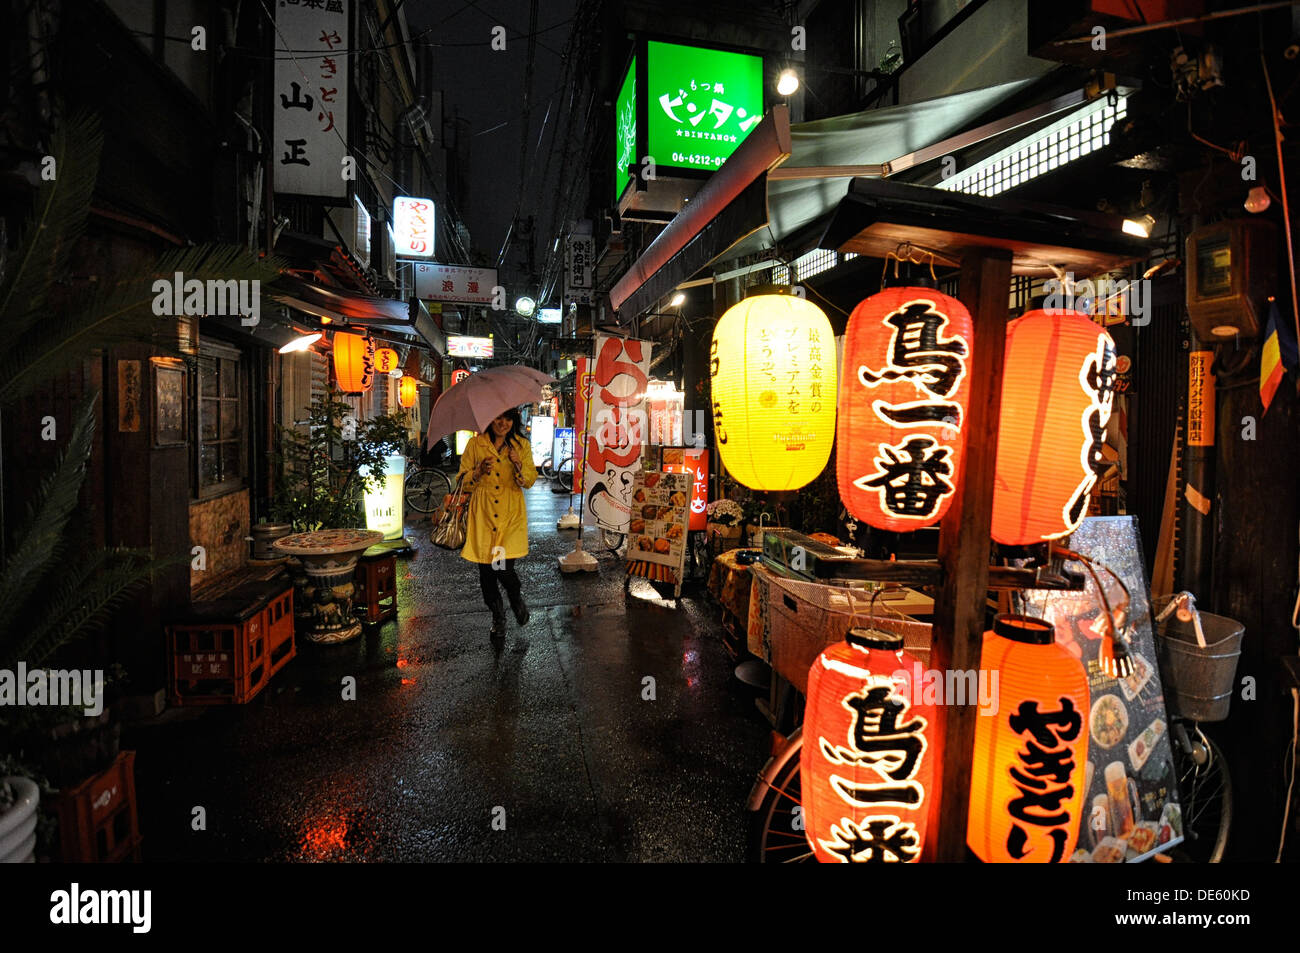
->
[53,750,142,863]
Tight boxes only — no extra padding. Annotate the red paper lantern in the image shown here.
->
[374,347,400,374]
[451,368,470,386]
[332,333,374,393]
[967,614,1090,863]
[992,309,1117,545]
[838,288,973,531]
[801,629,934,863]
[399,376,418,408]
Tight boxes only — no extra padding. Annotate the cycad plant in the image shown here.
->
[0,109,281,673]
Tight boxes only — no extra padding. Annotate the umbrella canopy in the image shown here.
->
[425,365,556,448]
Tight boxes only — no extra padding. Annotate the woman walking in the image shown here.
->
[458,408,538,637]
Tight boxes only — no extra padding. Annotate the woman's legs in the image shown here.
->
[478,562,506,635]
[498,559,529,626]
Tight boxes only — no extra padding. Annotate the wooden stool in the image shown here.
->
[354,546,397,626]
[52,750,142,862]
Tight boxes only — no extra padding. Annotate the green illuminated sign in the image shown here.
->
[646,40,764,176]
[615,55,637,202]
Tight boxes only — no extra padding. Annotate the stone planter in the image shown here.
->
[0,777,39,863]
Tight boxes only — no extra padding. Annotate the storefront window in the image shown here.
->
[196,342,246,496]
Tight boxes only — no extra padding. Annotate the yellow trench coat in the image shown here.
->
[457,433,538,564]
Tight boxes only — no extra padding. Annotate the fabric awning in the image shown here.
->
[268,275,446,356]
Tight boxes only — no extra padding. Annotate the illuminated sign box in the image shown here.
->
[614,38,765,207]
[393,196,435,259]
[447,335,494,358]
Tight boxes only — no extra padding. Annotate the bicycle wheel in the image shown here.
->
[538,455,554,479]
[405,468,452,515]
[554,455,575,489]
[1170,726,1232,863]
[600,528,625,555]
[747,729,813,863]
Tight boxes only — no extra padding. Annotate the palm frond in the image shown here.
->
[0,394,97,633]
[0,244,286,404]
[0,111,103,340]
[2,547,161,671]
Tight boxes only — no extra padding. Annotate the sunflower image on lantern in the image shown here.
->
[710,288,836,490]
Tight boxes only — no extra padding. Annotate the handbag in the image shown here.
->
[431,472,471,550]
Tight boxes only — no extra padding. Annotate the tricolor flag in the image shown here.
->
[1260,299,1299,413]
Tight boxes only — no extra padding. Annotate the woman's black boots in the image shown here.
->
[508,592,530,627]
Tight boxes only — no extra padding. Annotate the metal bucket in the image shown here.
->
[1155,612,1243,723]
[249,523,293,561]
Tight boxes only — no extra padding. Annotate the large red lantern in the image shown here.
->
[838,288,973,531]
[992,309,1117,545]
[399,376,418,408]
[968,614,1090,863]
[332,333,374,393]
[801,629,934,863]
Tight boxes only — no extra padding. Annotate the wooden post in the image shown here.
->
[924,247,1012,862]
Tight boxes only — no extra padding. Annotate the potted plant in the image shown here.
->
[0,759,41,863]
[706,500,745,552]
[271,390,411,531]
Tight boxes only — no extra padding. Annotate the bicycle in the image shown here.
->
[404,460,455,516]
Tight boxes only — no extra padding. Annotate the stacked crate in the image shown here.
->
[167,577,295,705]
[53,750,141,862]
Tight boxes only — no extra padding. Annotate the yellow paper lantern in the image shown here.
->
[374,347,400,374]
[710,291,837,490]
[332,333,374,393]
[399,376,418,408]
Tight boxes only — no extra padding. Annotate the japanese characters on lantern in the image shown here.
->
[968,615,1091,863]
[992,310,1118,545]
[374,348,399,374]
[711,292,836,491]
[331,333,374,393]
[398,376,418,408]
[838,289,972,530]
[802,630,934,863]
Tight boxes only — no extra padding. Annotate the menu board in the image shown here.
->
[625,471,690,580]
[1022,516,1183,863]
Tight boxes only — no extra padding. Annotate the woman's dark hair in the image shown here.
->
[483,406,526,446]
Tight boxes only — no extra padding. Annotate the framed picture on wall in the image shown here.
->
[153,359,187,448]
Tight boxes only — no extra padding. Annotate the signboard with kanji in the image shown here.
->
[647,41,764,176]
[273,0,349,198]
[447,336,494,359]
[414,263,498,304]
[1187,350,1215,447]
[566,235,595,303]
[393,196,435,259]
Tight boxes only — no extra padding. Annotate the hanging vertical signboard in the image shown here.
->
[273,0,349,198]
[565,235,595,304]
[581,335,651,532]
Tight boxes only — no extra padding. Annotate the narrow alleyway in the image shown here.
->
[128,484,771,861]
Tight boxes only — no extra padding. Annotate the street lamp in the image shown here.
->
[515,295,536,316]
[776,68,800,97]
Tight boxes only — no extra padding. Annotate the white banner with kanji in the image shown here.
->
[273,0,349,198]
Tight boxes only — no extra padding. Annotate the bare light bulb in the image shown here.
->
[1245,186,1271,214]
[776,69,800,97]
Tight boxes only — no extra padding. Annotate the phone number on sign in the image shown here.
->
[671,153,724,167]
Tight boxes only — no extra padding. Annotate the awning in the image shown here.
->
[611,78,1095,317]
[267,275,446,356]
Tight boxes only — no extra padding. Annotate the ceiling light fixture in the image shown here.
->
[278,332,323,354]
[1122,214,1156,238]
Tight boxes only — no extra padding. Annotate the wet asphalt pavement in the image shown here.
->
[128,483,772,862]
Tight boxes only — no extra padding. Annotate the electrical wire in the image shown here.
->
[1280,687,1298,862]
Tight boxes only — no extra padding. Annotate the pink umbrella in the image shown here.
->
[425,365,556,448]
